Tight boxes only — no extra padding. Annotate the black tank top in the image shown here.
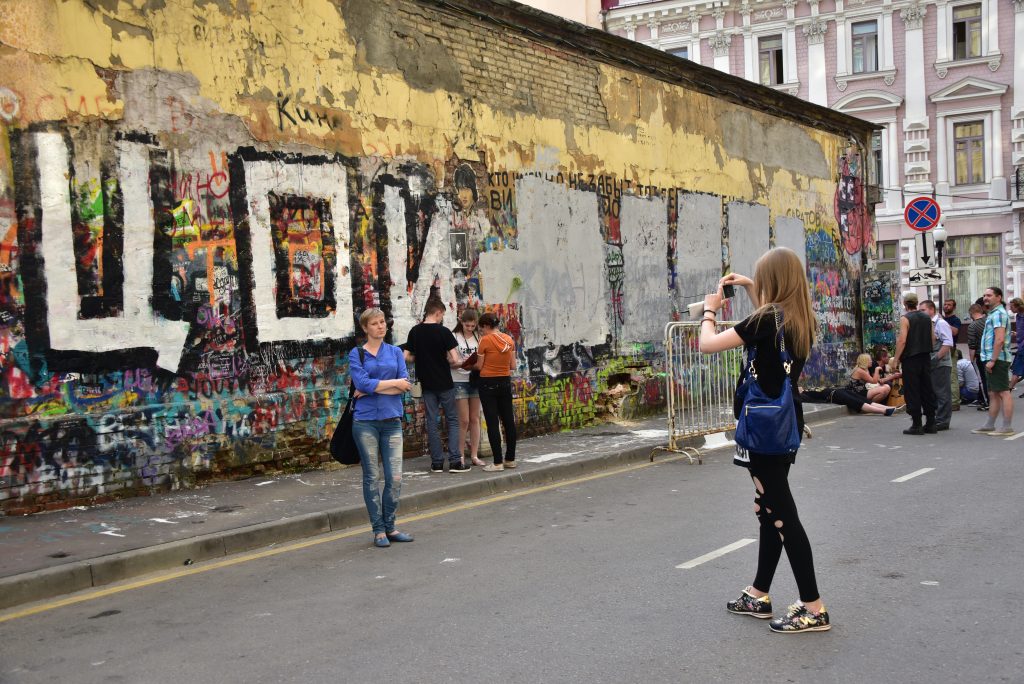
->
[903,310,932,357]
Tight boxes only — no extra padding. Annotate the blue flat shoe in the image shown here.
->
[374,535,391,548]
[386,531,414,543]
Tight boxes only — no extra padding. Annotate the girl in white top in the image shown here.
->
[451,309,485,466]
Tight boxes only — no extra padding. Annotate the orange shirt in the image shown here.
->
[478,332,515,377]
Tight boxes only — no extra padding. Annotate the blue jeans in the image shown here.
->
[422,388,460,466]
[353,420,404,535]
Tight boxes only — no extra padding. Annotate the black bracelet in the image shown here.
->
[703,309,716,316]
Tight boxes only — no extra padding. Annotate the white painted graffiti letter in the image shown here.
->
[37,133,189,370]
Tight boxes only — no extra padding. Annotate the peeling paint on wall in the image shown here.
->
[620,194,668,344]
[0,0,870,510]
[725,201,770,321]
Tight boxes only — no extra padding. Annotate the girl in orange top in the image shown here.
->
[474,313,517,471]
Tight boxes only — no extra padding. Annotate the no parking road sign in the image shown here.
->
[904,196,941,232]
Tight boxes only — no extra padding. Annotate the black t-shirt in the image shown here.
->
[405,323,458,391]
[733,310,807,436]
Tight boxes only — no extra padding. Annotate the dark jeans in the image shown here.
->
[901,354,936,426]
[478,376,517,465]
[423,388,460,467]
[974,356,990,405]
[747,459,819,604]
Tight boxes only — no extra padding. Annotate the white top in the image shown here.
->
[451,331,480,383]
[956,359,980,393]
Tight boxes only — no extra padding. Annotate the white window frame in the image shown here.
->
[744,25,799,94]
[934,0,1002,78]
[851,19,880,74]
[757,33,785,85]
[834,12,897,91]
[661,36,699,63]
[943,110,994,189]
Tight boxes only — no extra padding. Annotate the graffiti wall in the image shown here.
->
[862,271,900,352]
[0,0,871,510]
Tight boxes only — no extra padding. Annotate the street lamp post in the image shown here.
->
[934,224,947,304]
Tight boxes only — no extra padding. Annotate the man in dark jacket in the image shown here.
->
[893,292,937,435]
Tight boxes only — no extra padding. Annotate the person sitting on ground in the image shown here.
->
[801,386,899,415]
[956,349,980,405]
[849,353,897,404]
[868,346,891,381]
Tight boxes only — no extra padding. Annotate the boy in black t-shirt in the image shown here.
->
[404,300,467,472]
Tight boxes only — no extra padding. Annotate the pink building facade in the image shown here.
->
[604,0,1024,305]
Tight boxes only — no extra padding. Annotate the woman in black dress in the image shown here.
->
[699,247,830,634]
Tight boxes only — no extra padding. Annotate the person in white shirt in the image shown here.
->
[922,300,954,430]
[956,350,980,404]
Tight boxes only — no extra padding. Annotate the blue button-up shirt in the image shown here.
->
[349,343,408,421]
[981,305,1011,362]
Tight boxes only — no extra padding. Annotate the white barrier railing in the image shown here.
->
[652,320,743,464]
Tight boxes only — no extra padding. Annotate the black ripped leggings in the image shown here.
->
[748,460,820,603]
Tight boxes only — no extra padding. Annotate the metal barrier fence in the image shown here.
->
[652,320,743,464]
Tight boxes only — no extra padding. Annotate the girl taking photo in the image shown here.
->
[699,247,830,634]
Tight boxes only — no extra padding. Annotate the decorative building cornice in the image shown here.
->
[802,18,828,45]
[712,6,727,21]
[709,31,733,57]
[739,3,752,17]
[688,7,700,24]
[900,2,926,30]
[782,0,798,9]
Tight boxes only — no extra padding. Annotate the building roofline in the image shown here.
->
[418,0,880,140]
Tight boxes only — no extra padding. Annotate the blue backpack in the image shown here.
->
[734,309,801,456]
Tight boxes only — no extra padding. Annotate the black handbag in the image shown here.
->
[330,348,364,466]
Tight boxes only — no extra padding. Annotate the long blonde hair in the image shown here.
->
[750,247,817,359]
[855,353,872,369]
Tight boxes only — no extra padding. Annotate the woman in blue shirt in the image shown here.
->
[349,308,414,548]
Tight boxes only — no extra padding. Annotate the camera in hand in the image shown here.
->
[687,282,736,320]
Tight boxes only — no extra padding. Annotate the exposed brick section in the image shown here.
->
[394,2,610,127]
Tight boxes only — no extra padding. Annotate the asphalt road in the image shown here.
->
[2,409,1022,684]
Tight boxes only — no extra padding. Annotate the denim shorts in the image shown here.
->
[453,382,479,400]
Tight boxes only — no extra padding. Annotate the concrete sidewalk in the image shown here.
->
[0,405,845,611]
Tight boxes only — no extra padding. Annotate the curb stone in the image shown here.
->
[0,405,847,612]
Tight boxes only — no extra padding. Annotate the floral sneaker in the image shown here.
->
[726,587,772,619]
[769,603,831,633]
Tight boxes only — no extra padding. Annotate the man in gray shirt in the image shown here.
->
[922,300,954,430]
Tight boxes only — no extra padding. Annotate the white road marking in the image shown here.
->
[99,531,126,537]
[704,432,734,450]
[814,420,836,427]
[255,481,275,486]
[149,518,179,525]
[1004,432,1024,441]
[892,468,934,483]
[524,452,578,464]
[676,538,756,569]
[921,581,940,586]
[630,429,670,439]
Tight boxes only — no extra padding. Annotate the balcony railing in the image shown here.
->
[1016,167,1023,201]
